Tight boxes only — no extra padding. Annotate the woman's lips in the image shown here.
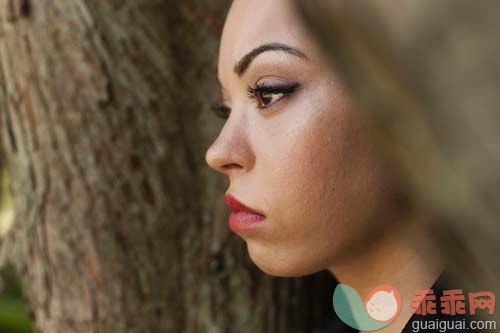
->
[224,193,266,233]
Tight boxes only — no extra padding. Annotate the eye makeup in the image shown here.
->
[211,79,300,120]
[247,81,300,109]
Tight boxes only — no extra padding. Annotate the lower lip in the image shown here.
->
[229,211,266,233]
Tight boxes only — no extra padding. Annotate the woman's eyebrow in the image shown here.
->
[234,42,308,76]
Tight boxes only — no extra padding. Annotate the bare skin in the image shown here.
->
[205,1,444,332]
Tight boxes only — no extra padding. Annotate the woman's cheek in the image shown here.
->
[269,144,337,238]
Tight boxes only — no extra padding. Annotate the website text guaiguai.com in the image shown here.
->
[411,319,496,332]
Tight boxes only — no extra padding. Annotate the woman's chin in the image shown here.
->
[246,242,325,278]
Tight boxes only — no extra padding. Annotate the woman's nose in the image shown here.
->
[205,121,255,175]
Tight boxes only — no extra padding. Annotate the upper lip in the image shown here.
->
[224,193,266,216]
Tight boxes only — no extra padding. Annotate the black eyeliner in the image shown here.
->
[247,82,300,98]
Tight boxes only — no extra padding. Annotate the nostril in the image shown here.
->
[222,163,242,170]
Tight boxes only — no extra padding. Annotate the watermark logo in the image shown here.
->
[411,289,495,316]
[333,285,496,331]
[333,284,402,331]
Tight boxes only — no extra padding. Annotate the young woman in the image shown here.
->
[205,1,491,332]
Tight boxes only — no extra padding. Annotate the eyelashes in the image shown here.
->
[247,82,300,109]
[212,82,300,120]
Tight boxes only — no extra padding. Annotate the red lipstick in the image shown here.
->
[224,193,266,233]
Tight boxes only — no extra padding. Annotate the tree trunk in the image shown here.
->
[0,1,336,332]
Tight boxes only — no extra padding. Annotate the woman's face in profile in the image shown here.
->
[206,0,403,277]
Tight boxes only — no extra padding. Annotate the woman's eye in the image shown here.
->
[257,90,286,108]
[248,82,300,109]
[211,103,231,120]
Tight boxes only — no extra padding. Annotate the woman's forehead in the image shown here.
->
[219,1,313,72]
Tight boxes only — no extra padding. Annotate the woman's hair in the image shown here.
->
[295,0,500,322]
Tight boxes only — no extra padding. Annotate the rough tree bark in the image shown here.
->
[0,1,336,332]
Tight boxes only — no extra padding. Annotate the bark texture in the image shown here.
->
[0,1,336,332]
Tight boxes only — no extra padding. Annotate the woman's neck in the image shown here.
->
[328,215,445,333]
